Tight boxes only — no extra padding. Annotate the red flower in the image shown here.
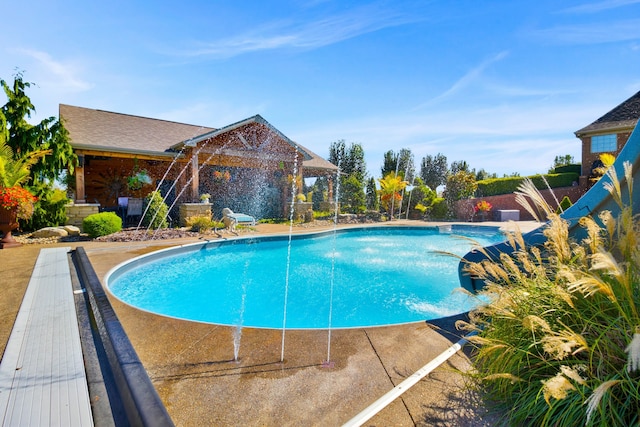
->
[474,200,492,213]
[0,186,38,219]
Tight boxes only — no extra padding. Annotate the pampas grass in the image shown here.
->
[461,161,640,426]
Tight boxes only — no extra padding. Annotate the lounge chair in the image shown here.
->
[222,208,256,231]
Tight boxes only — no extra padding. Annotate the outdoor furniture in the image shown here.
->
[497,209,520,221]
[126,198,143,225]
[222,208,255,231]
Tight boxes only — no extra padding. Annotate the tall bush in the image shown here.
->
[21,182,68,230]
[460,163,640,426]
[142,190,168,229]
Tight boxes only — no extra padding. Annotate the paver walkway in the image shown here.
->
[0,247,93,426]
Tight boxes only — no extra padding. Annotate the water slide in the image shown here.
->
[459,122,640,292]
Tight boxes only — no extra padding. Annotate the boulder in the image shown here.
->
[62,225,81,236]
[31,227,69,238]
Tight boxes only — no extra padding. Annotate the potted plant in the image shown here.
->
[0,139,49,248]
[474,200,492,221]
[200,193,211,204]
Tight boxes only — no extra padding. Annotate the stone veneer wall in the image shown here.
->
[65,203,100,229]
[179,203,212,226]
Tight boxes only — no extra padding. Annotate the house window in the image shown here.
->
[591,134,617,153]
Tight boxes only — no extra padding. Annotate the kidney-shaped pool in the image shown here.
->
[106,225,503,329]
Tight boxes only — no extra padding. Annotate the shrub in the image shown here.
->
[403,178,436,219]
[142,190,168,229]
[461,164,640,426]
[186,215,221,232]
[83,212,122,238]
[303,209,314,223]
[20,183,69,231]
[427,197,448,220]
[555,195,573,214]
[552,164,581,175]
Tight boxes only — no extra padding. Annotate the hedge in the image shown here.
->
[552,164,581,175]
[476,172,579,197]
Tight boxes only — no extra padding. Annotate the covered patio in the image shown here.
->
[60,105,337,225]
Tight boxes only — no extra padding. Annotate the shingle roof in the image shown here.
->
[575,90,640,136]
[59,104,337,173]
[60,104,215,155]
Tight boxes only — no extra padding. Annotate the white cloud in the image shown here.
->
[560,0,640,14]
[529,19,640,44]
[413,51,510,109]
[178,3,422,59]
[16,49,92,92]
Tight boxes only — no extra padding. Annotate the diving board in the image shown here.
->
[0,247,93,426]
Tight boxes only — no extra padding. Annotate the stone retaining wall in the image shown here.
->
[179,203,212,226]
[65,203,100,228]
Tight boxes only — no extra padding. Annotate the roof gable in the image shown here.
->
[60,104,337,173]
[576,90,640,136]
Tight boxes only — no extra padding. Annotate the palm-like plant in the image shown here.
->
[378,172,408,219]
[0,138,50,188]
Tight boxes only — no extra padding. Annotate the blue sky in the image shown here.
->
[2,0,640,178]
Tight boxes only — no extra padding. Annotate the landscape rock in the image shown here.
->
[62,225,81,236]
[31,227,69,238]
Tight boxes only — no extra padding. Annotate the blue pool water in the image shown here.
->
[107,226,504,329]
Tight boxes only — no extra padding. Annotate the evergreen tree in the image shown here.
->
[450,160,471,174]
[1,73,76,230]
[420,153,448,190]
[381,148,414,180]
[2,73,75,181]
[381,150,397,178]
[328,140,367,214]
[365,176,379,210]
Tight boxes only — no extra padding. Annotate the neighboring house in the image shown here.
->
[575,90,640,184]
[60,104,337,220]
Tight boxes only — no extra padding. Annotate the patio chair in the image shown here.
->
[222,208,256,231]
[126,198,143,226]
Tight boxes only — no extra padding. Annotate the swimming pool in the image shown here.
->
[106,226,504,329]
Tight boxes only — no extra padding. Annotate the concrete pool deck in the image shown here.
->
[0,220,542,426]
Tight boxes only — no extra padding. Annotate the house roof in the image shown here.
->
[60,104,337,173]
[575,90,640,136]
[60,104,215,157]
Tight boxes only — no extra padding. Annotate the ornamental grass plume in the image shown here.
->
[460,161,640,426]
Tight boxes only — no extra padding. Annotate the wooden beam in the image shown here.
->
[74,149,182,162]
[75,165,86,203]
[191,152,199,202]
